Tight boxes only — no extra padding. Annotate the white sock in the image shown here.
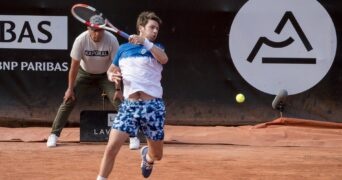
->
[96,175,107,180]
[146,154,154,164]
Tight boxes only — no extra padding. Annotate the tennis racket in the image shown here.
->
[71,3,129,39]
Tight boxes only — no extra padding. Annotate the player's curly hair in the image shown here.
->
[136,11,162,33]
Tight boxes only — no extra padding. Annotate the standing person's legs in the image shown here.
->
[48,68,93,147]
[50,98,76,137]
[98,76,120,110]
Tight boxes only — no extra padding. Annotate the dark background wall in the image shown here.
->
[0,0,341,126]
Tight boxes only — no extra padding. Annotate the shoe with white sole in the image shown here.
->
[129,137,140,150]
[140,146,154,178]
[47,134,58,148]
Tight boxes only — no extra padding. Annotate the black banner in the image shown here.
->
[0,0,341,126]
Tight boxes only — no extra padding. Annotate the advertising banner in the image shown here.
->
[0,0,341,126]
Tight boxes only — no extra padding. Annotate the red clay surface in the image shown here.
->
[1,118,342,180]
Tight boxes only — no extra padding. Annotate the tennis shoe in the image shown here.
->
[129,137,140,150]
[140,146,154,178]
[46,134,58,148]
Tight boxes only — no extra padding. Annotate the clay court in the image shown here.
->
[1,118,342,180]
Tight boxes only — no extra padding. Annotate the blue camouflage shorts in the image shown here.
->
[112,98,165,141]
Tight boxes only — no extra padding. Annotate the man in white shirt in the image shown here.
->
[46,15,140,149]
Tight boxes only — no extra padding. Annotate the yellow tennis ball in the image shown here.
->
[236,93,245,103]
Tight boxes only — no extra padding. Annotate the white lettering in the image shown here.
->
[0,60,68,72]
[21,61,28,70]
[36,62,43,71]
[93,128,111,136]
[0,61,18,70]
[61,62,68,72]
[21,61,69,72]
[47,62,54,71]
[27,62,35,71]
[12,61,18,69]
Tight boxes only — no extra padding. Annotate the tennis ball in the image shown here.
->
[235,93,245,103]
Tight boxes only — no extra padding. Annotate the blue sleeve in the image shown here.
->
[155,43,165,50]
[112,46,123,66]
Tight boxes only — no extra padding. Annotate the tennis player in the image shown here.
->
[97,11,168,179]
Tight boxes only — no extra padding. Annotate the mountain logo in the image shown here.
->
[247,11,315,64]
[229,0,337,95]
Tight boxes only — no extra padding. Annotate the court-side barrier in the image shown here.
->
[0,0,341,126]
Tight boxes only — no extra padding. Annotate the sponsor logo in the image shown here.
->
[84,50,109,56]
[107,113,117,127]
[91,113,116,136]
[0,15,67,50]
[229,0,337,95]
[0,60,68,71]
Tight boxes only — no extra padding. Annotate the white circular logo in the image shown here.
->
[141,48,147,54]
[229,0,337,95]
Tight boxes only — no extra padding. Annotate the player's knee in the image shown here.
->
[105,145,120,158]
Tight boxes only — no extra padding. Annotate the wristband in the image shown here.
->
[115,88,121,91]
[143,38,154,50]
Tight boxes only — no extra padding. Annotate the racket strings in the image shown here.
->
[71,4,128,39]
[73,7,99,22]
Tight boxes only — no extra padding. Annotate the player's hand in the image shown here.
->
[129,34,144,45]
[107,71,122,84]
[63,88,75,102]
[113,90,124,101]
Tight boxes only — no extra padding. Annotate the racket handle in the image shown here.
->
[118,31,129,40]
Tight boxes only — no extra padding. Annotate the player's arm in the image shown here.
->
[147,41,168,64]
[129,35,168,64]
[64,59,80,102]
[107,64,123,101]
[107,64,122,85]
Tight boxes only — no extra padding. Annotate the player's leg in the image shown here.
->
[146,139,164,160]
[98,129,129,178]
[98,99,139,179]
[100,77,141,150]
[139,98,166,178]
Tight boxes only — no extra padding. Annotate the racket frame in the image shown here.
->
[71,3,129,39]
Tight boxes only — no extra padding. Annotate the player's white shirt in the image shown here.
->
[70,30,119,74]
[113,43,164,99]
